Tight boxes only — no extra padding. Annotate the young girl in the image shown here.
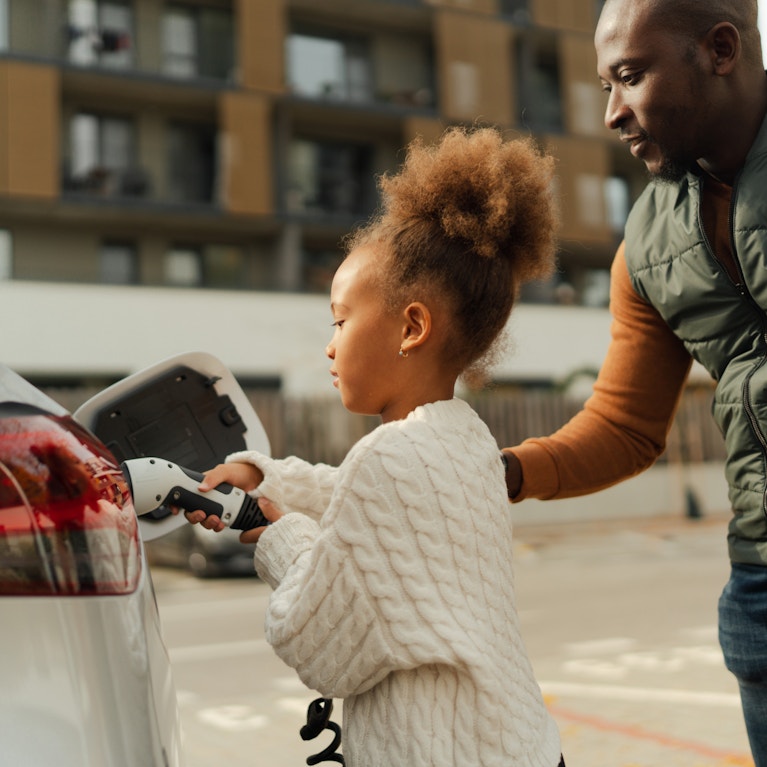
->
[192,127,563,766]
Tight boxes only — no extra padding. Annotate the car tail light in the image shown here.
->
[0,403,141,596]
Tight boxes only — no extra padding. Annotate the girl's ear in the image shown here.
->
[400,302,432,354]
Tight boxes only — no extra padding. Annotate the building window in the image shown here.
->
[100,241,137,284]
[0,230,11,280]
[575,174,605,229]
[162,4,234,80]
[515,30,562,132]
[605,176,631,234]
[205,245,244,289]
[569,81,604,136]
[285,139,374,217]
[594,0,608,23]
[581,268,611,308]
[302,249,343,294]
[500,0,530,24]
[67,0,133,69]
[0,0,7,51]
[167,122,216,204]
[449,61,479,117]
[65,112,138,197]
[164,247,202,287]
[287,31,372,103]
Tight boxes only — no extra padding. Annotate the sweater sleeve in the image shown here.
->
[225,450,338,522]
[252,431,457,699]
[510,242,693,500]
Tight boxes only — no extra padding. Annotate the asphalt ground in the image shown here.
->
[153,510,754,767]
[513,512,753,767]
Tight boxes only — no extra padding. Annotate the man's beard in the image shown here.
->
[651,152,691,184]
[635,128,692,184]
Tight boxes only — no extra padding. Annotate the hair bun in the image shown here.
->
[380,127,557,282]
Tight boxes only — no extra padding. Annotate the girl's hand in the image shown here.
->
[172,461,264,532]
[239,496,282,544]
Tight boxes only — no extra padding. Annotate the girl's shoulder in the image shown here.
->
[347,399,486,462]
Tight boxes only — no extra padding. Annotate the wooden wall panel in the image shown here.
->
[559,33,609,138]
[532,0,598,33]
[434,10,514,126]
[219,92,274,216]
[402,116,446,147]
[425,0,497,14]
[237,0,285,93]
[543,134,612,245]
[0,61,59,199]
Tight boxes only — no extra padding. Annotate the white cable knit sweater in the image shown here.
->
[228,398,561,767]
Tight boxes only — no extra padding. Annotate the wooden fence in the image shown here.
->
[46,384,725,468]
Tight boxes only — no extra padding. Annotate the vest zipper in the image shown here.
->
[702,172,767,518]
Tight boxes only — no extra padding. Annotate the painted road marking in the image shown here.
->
[159,597,261,620]
[197,705,269,732]
[547,703,753,765]
[169,638,271,662]
[541,680,740,707]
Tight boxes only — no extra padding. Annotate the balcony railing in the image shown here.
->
[62,166,151,199]
[3,1,235,83]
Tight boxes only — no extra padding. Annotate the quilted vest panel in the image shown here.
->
[624,119,767,564]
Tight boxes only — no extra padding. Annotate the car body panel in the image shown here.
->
[0,363,184,766]
[0,568,181,766]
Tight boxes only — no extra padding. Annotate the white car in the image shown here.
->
[0,364,183,766]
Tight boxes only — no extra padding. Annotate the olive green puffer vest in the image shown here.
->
[624,116,767,565]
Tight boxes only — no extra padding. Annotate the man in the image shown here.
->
[502,0,767,763]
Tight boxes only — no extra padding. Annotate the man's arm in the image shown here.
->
[504,242,693,501]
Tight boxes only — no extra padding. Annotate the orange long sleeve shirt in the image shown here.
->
[509,174,733,502]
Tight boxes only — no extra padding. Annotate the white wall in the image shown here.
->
[1,281,711,394]
[761,1,767,66]
[1,280,618,394]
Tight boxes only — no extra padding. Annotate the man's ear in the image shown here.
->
[400,302,432,354]
[707,22,740,75]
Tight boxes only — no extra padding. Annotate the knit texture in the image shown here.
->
[234,398,560,766]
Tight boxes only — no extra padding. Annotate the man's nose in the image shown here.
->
[604,89,630,131]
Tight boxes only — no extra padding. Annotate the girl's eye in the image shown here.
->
[331,320,344,328]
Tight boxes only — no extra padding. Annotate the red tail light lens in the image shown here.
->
[0,403,140,596]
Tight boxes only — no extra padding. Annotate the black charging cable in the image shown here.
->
[300,697,344,765]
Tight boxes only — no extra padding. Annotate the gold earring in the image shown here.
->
[399,347,408,358]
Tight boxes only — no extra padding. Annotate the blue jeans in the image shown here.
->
[719,563,767,767]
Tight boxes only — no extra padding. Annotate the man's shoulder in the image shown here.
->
[631,175,692,213]
[625,175,698,259]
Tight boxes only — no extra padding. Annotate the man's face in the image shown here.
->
[595,0,710,181]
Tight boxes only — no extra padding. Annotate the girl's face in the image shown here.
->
[326,246,406,421]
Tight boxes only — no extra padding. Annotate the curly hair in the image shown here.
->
[345,126,558,386]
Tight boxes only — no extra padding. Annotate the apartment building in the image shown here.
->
[0,0,647,390]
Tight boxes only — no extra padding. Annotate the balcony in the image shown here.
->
[2,0,235,84]
[61,111,217,209]
[283,137,376,222]
[286,26,435,113]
